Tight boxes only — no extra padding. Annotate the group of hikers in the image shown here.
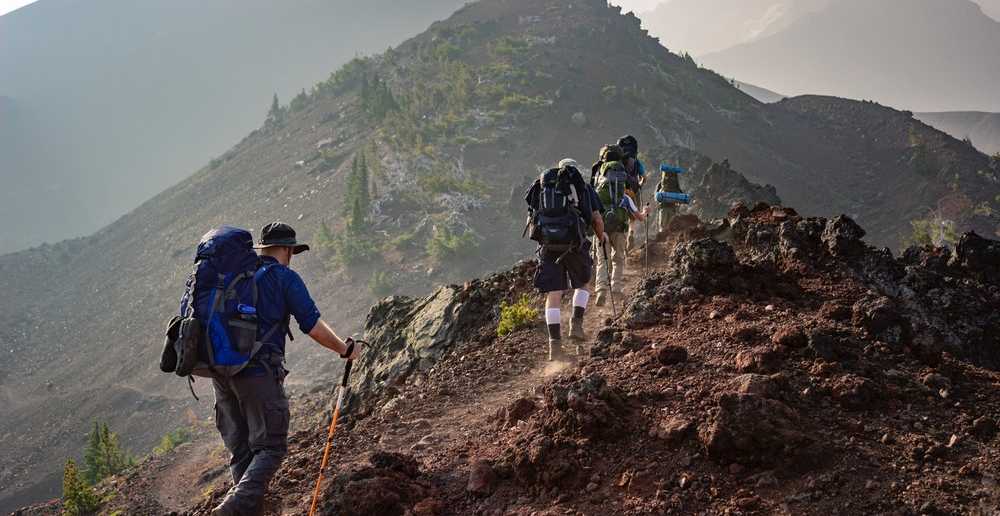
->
[524,134,685,361]
[159,135,684,514]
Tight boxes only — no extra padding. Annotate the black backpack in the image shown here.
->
[527,167,586,251]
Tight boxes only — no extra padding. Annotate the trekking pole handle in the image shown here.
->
[340,339,366,387]
[342,360,352,388]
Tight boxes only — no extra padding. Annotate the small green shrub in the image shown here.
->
[601,85,618,101]
[153,428,192,456]
[497,295,538,337]
[368,271,395,298]
[426,226,479,263]
[388,228,420,252]
[331,233,380,269]
[907,218,959,247]
[491,36,530,58]
[417,171,487,195]
[498,93,547,111]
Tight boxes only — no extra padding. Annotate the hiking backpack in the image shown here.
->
[597,161,631,234]
[160,226,281,383]
[591,144,626,186]
[528,167,586,251]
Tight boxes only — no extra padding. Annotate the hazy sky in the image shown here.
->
[0,0,34,16]
[0,1,662,17]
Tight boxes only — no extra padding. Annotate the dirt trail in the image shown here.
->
[369,240,659,498]
[151,439,228,511]
[105,240,669,515]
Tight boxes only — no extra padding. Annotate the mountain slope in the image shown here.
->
[698,0,1000,112]
[0,0,467,254]
[2,0,998,510]
[916,111,1000,155]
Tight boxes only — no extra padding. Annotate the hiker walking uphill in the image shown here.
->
[525,159,606,360]
[593,149,650,306]
[617,135,648,251]
[657,162,687,234]
[160,223,362,516]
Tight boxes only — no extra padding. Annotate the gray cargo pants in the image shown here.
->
[212,360,289,515]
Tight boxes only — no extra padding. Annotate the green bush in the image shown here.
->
[907,218,959,247]
[368,271,395,298]
[491,36,530,59]
[498,93,547,111]
[331,233,379,269]
[601,85,618,101]
[426,226,479,263]
[497,295,538,337]
[417,170,486,196]
[63,459,100,515]
[152,427,192,456]
[387,228,420,252]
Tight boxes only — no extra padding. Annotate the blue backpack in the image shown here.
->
[161,226,283,383]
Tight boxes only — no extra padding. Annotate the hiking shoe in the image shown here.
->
[595,292,607,307]
[569,316,587,342]
[210,501,238,516]
[548,339,565,362]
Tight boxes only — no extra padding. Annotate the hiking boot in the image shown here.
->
[595,292,607,307]
[569,316,587,342]
[548,338,565,361]
[210,499,238,516]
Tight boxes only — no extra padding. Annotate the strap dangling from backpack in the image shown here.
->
[187,376,200,401]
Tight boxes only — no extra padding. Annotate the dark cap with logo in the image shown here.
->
[254,222,310,254]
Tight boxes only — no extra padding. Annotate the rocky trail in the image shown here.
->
[19,204,1000,516]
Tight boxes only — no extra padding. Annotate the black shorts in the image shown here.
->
[533,240,593,293]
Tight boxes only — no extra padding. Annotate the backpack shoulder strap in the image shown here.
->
[254,263,295,342]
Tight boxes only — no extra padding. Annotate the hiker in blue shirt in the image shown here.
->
[211,222,362,516]
[618,135,648,251]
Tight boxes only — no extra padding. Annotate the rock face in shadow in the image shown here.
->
[349,261,535,414]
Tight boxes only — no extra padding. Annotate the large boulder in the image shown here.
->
[348,262,535,413]
[699,394,817,468]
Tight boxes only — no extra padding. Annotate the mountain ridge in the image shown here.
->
[916,111,1000,155]
[698,0,1000,112]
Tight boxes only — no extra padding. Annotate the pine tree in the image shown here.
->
[63,459,100,515]
[82,422,103,484]
[348,196,367,234]
[266,93,284,127]
[83,421,134,484]
[358,151,370,216]
[317,221,335,249]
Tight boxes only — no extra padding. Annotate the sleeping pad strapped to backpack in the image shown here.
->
[160,226,283,381]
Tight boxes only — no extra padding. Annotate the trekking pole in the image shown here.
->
[308,340,365,516]
[601,240,618,318]
[644,201,650,275]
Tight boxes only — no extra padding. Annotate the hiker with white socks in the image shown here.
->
[524,159,605,360]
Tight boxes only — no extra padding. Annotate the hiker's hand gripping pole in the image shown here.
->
[308,338,364,516]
